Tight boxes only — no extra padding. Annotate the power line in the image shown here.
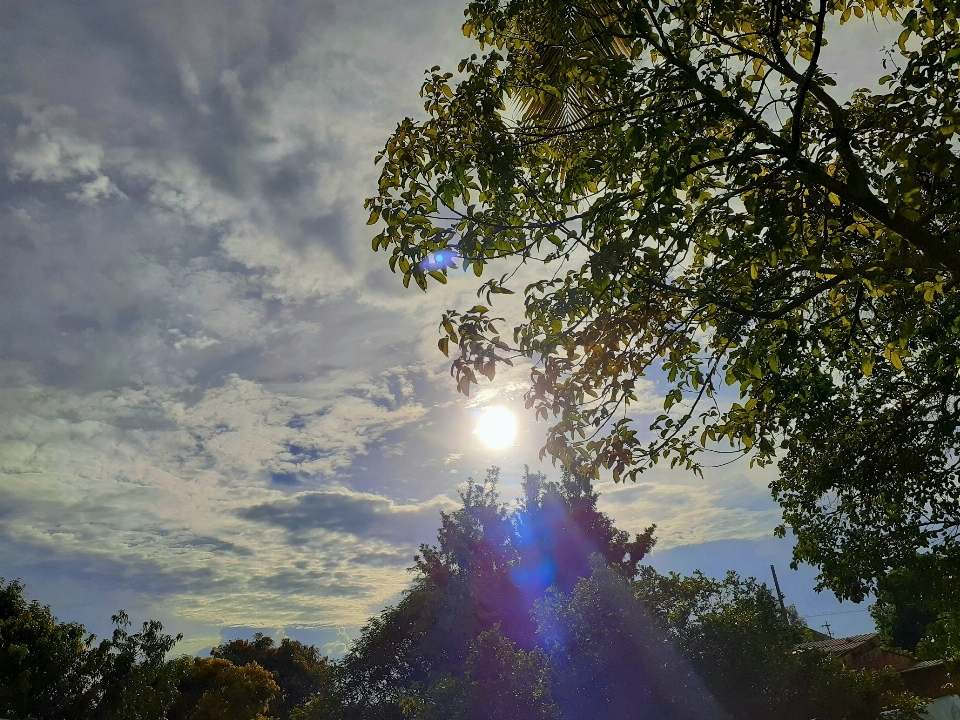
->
[800,607,874,619]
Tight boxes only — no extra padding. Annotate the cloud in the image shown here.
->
[0,0,803,651]
[597,464,781,550]
[175,373,429,481]
[6,99,125,205]
[0,365,442,634]
[65,173,126,204]
[7,101,105,183]
[240,488,456,544]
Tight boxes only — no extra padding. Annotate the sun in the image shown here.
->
[474,406,518,449]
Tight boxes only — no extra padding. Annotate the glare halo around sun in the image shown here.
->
[474,406,518,449]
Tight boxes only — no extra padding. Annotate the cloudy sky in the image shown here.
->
[0,0,890,655]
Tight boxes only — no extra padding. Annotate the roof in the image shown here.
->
[900,659,944,673]
[797,632,879,655]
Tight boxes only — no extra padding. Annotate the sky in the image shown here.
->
[0,0,895,656]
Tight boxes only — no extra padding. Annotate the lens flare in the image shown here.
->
[419,248,460,272]
[474,406,517,449]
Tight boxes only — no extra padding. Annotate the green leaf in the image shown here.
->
[898,28,911,51]
[367,0,960,605]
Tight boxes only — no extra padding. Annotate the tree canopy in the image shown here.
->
[306,468,926,720]
[210,633,335,717]
[0,578,293,720]
[333,467,656,718]
[0,578,98,719]
[870,553,960,668]
[1,468,937,720]
[366,0,960,600]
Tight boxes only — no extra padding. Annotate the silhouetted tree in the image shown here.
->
[535,561,729,720]
[871,553,960,667]
[320,468,927,720]
[90,610,187,720]
[334,466,656,719]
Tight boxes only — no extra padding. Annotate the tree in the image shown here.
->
[532,561,925,720]
[210,634,335,718]
[0,580,192,720]
[516,466,655,595]
[631,568,924,720]
[398,627,558,720]
[334,467,654,719]
[871,552,960,667]
[0,578,98,719]
[366,0,960,600]
[460,627,557,720]
[301,468,927,719]
[90,610,188,720]
[169,657,281,720]
[0,576,293,720]
[336,471,523,719]
[917,611,960,671]
[535,561,731,720]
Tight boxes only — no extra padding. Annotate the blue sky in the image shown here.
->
[0,0,890,655]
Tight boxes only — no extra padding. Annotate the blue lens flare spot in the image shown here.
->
[419,248,460,273]
[510,558,557,596]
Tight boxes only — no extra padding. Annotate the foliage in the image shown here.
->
[328,468,922,720]
[535,561,729,720]
[288,692,344,720]
[0,579,195,720]
[0,577,99,719]
[335,466,654,719]
[871,553,960,669]
[0,578,321,720]
[872,554,953,651]
[1,470,935,720]
[917,611,960,672]
[460,627,557,720]
[210,633,335,718]
[399,627,558,720]
[631,568,923,719]
[516,465,656,591]
[169,657,281,720]
[90,610,188,720]
[367,0,960,599]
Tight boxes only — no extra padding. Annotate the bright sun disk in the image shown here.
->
[474,406,517,449]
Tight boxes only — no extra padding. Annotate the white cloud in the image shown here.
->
[7,99,124,205]
[0,0,799,648]
[0,367,437,629]
[179,61,202,97]
[66,174,127,204]
[597,464,781,550]
[8,101,104,183]
[173,335,221,352]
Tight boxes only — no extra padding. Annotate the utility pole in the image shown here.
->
[822,622,834,638]
[770,564,789,623]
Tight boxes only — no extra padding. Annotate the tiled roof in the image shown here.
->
[796,632,878,655]
[900,659,944,673]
